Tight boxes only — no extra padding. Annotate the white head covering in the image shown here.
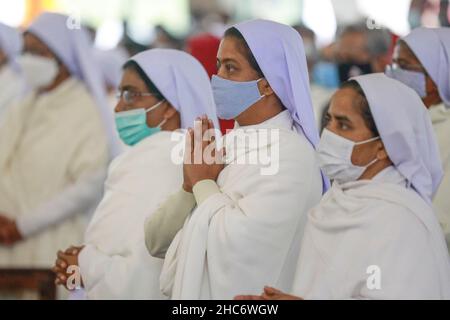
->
[403,27,450,107]
[352,73,443,204]
[234,19,329,191]
[27,12,121,158]
[131,49,220,130]
[94,47,129,89]
[0,22,23,71]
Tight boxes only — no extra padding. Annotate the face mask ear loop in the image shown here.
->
[354,136,380,146]
[157,118,168,129]
[145,99,165,114]
[256,78,266,100]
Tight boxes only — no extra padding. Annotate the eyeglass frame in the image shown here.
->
[116,89,156,104]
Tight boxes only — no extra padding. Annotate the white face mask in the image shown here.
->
[16,53,59,89]
[317,128,380,184]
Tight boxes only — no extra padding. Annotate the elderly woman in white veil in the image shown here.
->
[386,27,450,251]
[0,13,118,279]
[52,49,219,299]
[0,22,27,124]
[237,74,450,300]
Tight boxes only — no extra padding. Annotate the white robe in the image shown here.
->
[0,64,27,127]
[160,110,323,299]
[429,103,450,253]
[0,78,109,268]
[79,131,184,299]
[292,167,450,300]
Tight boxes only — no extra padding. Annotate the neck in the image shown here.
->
[358,159,393,181]
[38,70,71,94]
[423,94,442,109]
[235,96,285,127]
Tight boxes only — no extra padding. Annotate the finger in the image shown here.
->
[64,246,77,255]
[57,250,70,261]
[56,258,67,269]
[193,119,203,162]
[51,266,62,274]
[67,246,80,255]
[202,116,210,149]
[58,273,67,282]
[184,128,194,165]
[234,295,264,300]
[264,286,282,296]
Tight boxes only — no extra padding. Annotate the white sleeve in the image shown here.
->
[16,169,107,237]
[78,242,166,300]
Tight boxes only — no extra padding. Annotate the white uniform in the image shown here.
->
[293,167,450,299]
[161,111,323,299]
[429,103,450,252]
[79,131,183,299]
[0,78,109,268]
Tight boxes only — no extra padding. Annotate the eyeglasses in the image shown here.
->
[116,90,154,104]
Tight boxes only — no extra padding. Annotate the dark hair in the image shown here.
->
[122,60,165,100]
[340,80,379,136]
[224,27,264,77]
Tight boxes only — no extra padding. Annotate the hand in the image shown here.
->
[52,245,84,290]
[235,286,303,301]
[0,215,23,246]
[183,115,225,192]
[261,286,303,300]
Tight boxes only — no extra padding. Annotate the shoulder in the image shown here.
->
[107,131,182,179]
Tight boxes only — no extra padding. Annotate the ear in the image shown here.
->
[376,141,389,161]
[258,78,275,97]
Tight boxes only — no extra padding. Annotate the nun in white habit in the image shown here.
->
[386,27,450,251]
[52,49,219,299]
[0,22,27,124]
[236,74,450,300]
[146,19,327,299]
[0,12,118,270]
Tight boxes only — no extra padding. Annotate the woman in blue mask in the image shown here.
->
[236,74,450,300]
[386,27,450,253]
[145,19,326,299]
[51,49,219,299]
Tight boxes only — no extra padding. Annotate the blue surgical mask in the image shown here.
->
[385,65,427,98]
[211,75,265,120]
[115,100,166,146]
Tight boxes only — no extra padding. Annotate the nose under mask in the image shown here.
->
[385,65,427,98]
[211,75,265,120]
[316,128,380,184]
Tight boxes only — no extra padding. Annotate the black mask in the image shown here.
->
[338,62,373,83]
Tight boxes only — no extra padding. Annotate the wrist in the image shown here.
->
[182,182,193,193]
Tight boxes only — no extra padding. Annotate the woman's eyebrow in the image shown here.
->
[217,57,239,65]
[120,85,139,91]
[334,115,352,123]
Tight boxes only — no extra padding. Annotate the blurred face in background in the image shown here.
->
[21,33,70,92]
[335,31,373,83]
[336,31,370,64]
[392,41,441,108]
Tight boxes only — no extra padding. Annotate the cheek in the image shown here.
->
[350,144,376,166]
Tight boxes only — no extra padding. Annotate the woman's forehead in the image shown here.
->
[330,88,362,117]
[217,37,246,62]
[120,68,147,90]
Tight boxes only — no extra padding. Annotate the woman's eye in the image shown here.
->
[339,122,350,130]
[225,64,236,73]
